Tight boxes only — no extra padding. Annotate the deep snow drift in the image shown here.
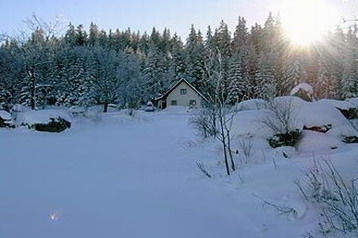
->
[1,101,358,238]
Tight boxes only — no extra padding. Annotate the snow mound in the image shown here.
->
[297,130,343,154]
[0,110,12,120]
[237,99,268,111]
[100,110,148,124]
[161,106,192,114]
[273,96,307,109]
[319,99,355,110]
[298,100,357,137]
[347,97,358,108]
[15,109,71,126]
[290,82,313,98]
[232,110,273,138]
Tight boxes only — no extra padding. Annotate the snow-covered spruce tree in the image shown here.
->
[341,26,358,99]
[228,55,247,104]
[86,47,122,112]
[141,43,175,101]
[341,58,358,99]
[0,43,25,108]
[281,52,308,95]
[254,53,277,100]
[315,57,334,99]
[228,17,254,102]
[170,33,187,82]
[52,46,91,106]
[116,53,143,109]
[184,25,206,87]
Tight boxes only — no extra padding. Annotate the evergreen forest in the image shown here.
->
[1,13,358,112]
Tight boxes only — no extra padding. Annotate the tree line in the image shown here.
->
[0,13,357,112]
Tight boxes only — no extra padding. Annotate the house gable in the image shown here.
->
[156,79,207,109]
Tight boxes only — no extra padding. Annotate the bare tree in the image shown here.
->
[296,158,358,236]
[191,48,238,176]
[10,14,64,110]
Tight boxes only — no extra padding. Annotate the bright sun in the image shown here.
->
[279,0,339,46]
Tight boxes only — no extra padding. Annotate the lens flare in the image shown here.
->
[279,0,339,46]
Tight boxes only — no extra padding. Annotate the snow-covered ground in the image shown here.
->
[1,103,358,238]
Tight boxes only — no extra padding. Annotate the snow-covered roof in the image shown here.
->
[156,79,208,102]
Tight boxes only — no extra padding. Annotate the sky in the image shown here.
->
[1,0,357,40]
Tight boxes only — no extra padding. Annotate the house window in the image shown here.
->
[180,89,187,95]
[189,100,196,106]
[171,100,177,105]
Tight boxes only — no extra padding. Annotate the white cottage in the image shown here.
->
[155,79,207,109]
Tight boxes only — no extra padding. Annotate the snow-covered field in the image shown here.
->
[1,104,358,238]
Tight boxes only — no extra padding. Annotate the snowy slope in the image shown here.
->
[1,105,358,238]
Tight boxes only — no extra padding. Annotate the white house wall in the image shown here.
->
[166,82,202,107]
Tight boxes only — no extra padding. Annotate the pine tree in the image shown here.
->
[315,57,334,99]
[87,47,123,112]
[75,25,87,46]
[232,17,249,55]
[281,52,307,95]
[228,55,248,102]
[52,46,90,106]
[185,25,205,87]
[64,23,77,46]
[255,53,276,100]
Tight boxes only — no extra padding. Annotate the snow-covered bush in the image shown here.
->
[189,108,217,138]
[297,159,358,236]
[268,130,301,148]
[69,106,86,116]
[0,110,14,128]
[237,134,254,164]
[342,136,358,144]
[262,97,303,148]
[290,82,314,101]
[32,117,71,133]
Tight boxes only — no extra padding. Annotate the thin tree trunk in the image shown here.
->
[103,103,108,113]
[227,129,236,171]
[29,68,36,110]
[223,140,230,176]
[219,107,230,176]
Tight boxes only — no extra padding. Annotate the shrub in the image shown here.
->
[343,136,358,144]
[268,130,301,148]
[0,110,14,128]
[262,98,301,135]
[32,117,71,133]
[296,159,358,236]
[0,118,14,128]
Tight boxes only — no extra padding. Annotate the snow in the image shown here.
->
[347,97,358,108]
[319,98,355,110]
[0,110,12,120]
[236,98,268,111]
[290,82,313,96]
[298,100,358,137]
[14,109,72,126]
[1,102,358,238]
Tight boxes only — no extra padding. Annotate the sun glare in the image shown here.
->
[279,0,339,46]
